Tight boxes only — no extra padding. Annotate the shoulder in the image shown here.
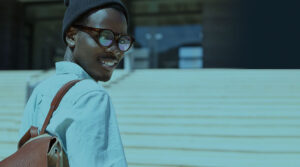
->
[70,80,112,113]
[72,79,108,97]
[65,79,111,107]
[33,75,109,105]
[33,74,75,96]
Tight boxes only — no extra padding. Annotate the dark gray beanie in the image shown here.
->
[62,0,129,45]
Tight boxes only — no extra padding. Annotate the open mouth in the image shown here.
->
[101,59,118,66]
[98,55,119,70]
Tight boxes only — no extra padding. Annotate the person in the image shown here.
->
[18,0,133,166]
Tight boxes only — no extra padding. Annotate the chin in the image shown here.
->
[94,73,112,82]
[99,77,111,82]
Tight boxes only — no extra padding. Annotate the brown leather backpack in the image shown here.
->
[0,80,81,167]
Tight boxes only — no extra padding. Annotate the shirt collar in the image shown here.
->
[55,61,93,80]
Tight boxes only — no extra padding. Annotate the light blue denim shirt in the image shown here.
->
[19,61,127,167]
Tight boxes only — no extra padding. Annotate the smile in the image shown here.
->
[98,55,119,71]
[101,60,118,67]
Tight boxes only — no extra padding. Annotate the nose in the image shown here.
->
[106,43,121,56]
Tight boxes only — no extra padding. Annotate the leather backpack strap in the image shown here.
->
[18,126,39,149]
[40,80,81,135]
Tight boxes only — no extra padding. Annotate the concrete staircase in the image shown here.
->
[1,69,300,167]
[0,70,42,159]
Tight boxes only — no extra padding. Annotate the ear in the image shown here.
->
[65,27,78,48]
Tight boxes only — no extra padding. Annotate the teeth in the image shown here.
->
[101,60,116,66]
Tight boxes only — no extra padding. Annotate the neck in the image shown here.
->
[64,47,74,62]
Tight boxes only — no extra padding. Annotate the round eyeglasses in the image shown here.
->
[73,25,134,52]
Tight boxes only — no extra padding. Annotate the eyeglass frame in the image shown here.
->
[72,24,135,52]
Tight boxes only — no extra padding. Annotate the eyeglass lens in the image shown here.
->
[99,30,114,46]
[118,36,131,51]
[98,30,131,51]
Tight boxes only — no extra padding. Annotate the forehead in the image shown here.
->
[86,8,127,34]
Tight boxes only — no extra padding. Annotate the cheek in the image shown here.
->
[75,35,98,57]
[77,33,99,50]
[85,36,98,47]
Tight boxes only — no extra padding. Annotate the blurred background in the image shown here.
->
[1,0,299,70]
[1,0,300,167]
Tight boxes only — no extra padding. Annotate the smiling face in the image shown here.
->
[66,8,128,82]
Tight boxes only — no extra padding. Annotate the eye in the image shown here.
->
[98,30,114,46]
[118,36,132,51]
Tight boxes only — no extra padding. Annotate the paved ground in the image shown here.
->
[1,69,300,167]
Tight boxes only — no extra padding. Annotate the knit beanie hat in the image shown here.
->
[62,0,129,45]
